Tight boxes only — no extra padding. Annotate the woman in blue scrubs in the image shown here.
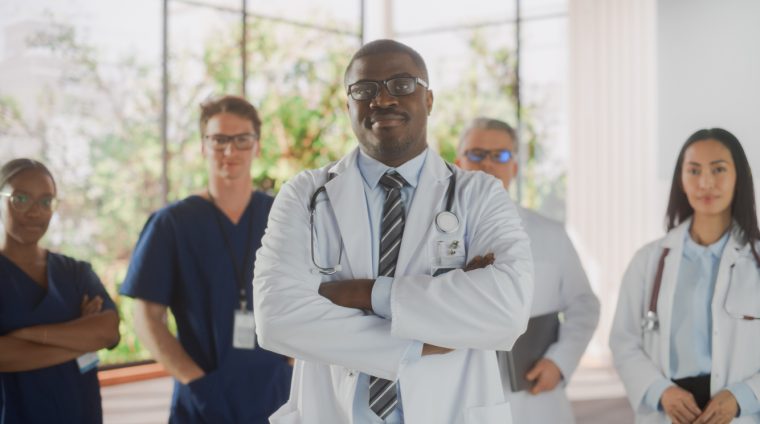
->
[0,158,120,424]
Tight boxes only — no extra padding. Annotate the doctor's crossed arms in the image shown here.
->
[611,128,760,424]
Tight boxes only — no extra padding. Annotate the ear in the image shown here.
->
[454,156,462,167]
[253,139,262,158]
[426,90,434,114]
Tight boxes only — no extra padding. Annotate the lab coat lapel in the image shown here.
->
[713,228,741,302]
[657,220,689,374]
[325,148,373,278]
[395,154,452,274]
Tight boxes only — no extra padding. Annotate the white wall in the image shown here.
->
[656,0,760,216]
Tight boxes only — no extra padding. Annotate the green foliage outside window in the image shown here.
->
[0,15,562,364]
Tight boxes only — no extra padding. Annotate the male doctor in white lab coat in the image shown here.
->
[253,40,534,424]
[456,117,600,423]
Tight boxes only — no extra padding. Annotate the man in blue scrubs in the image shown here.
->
[120,95,291,423]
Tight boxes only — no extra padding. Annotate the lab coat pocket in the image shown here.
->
[465,401,513,424]
[723,266,760,321]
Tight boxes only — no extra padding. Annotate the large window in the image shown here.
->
[0,0,567,364]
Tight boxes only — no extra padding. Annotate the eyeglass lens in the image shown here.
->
[349,77,419,101]
[465,149,512,163]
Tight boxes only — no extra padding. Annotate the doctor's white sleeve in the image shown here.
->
[543,229,600,382]
[389,176,533,351]
[253,174,414,381]
[609,246,672,414]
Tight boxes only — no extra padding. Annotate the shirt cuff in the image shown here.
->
[644,379,674,412]
[727,382,760,417]
[400,340,423,366]
[371,276,394,319]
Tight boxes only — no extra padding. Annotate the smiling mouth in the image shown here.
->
[367,113,408,129]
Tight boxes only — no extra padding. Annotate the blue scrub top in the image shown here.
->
[120,192,291,424]
[0,252,116,424]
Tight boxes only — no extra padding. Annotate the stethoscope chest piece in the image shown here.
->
[641,310,659,332]
[435,211,459,233]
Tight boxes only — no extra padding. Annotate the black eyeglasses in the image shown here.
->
[0,192,59,213]
[347,77,428,101]
[203,133,258,151]
[464,149,513,164]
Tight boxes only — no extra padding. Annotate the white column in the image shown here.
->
[567,0,659,365]
[362,0,394,43]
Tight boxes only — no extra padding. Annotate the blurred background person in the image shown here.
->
[0,158,120,424]
[611,128,760,424]
[120,95,291,424]
[457,117,599,424]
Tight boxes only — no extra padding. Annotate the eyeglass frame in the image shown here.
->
[0,192,59,213]
[346,76,429,101]
[463,148,514,164]
[202,132,259,151]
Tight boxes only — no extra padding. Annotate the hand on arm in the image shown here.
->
[133,299,205,385]
[318,279,374,310]
[526,358,563,395]
[694,390,738,424]
[9,294,120,352]
[661,386,702,424]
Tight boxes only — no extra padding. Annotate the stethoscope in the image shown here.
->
[309,163,459,275]
[641,248,671,332]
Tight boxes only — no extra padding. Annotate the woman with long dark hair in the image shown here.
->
[0,158,120,423]
[611,128,760,424]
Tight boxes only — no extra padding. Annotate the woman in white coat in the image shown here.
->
[610,128,760,424]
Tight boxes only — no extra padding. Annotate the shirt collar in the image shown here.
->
[357,147,428,190]
[683,228,731,260]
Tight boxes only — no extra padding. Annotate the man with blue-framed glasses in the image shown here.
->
[457,119,518,191]
[456,117,600,424]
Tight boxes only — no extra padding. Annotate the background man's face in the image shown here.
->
[456,128,518,190]
[345,52,433,165]
[202,112,259,181]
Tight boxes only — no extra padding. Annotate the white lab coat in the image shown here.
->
[253,148,534,424]
[610,219,760,423]
[499,207,600,424]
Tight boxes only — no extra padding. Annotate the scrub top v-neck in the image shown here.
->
[120,192,291,424]
[0,252,116,424]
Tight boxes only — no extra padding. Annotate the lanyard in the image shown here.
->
[208,191,255,311]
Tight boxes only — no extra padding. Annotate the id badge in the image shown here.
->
[430,237,466,276]
[76,352,100,374]
[233,310,256,350]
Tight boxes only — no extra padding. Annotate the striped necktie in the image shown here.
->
[369,171,407,419]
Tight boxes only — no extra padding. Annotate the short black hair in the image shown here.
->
[344,39,429,86]
[666,128,760,264]
[0,158,56,192]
